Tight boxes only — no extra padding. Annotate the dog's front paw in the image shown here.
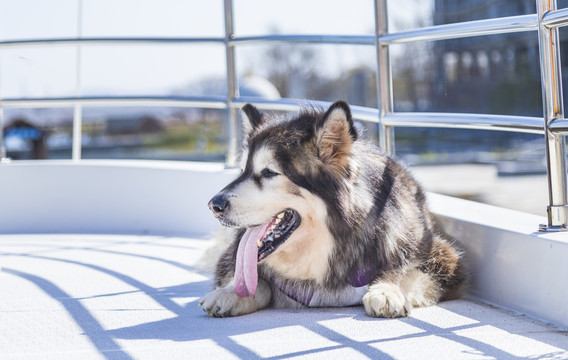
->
[199,287,257,317]
[362,283,411,318]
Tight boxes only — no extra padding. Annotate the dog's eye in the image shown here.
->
[261,168,280,179]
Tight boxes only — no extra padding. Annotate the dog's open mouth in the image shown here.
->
[233,209,301,298]
[257,209,301,261]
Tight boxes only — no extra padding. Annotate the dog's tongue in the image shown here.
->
[234,221,272,298]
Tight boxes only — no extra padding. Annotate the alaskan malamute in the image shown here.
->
[200,100,466,318]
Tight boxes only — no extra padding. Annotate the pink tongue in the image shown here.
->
[234,221,272,298]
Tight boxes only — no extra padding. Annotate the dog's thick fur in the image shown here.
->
[199,101,466,318]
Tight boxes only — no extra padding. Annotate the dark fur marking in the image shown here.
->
[214,228,245,288]
[338,161,397,289]
[374,162,395,218]
[287,183,303,197]
[242,103,264,130]
[253,175,262,189]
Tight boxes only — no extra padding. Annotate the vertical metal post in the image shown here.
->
[375,0,395,155]
[72,103,82,161]
[224,0,239,168]
[0,52,8,163]
[72,0,83,161]
[537,0,568,231]
[0,106,8,164]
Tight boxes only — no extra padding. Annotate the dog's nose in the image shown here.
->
[208,194,229,217]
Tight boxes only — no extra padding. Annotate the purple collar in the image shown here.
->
[347,265,374,288]
[274,278,315,306]
[274,265,373,306]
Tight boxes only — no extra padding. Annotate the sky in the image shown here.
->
[0,0,431,99]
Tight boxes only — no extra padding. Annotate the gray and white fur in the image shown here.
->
[200,100,467,318]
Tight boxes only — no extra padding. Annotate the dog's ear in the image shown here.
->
[242,103,265,139]
[315,100,357,172]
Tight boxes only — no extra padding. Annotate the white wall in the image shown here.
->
[0,160,238,236]
[430,193,568,329]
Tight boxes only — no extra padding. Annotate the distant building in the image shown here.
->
[432,0,541,116]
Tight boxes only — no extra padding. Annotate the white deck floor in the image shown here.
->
[1,234,567,360]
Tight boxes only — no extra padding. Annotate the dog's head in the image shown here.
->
[208,100,357,280]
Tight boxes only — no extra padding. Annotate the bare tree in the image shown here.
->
[263,45,320,98]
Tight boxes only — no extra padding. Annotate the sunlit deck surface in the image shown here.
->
[1,234,566,360]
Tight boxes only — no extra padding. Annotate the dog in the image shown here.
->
[199,100,466,318]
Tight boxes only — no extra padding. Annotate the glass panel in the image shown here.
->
[1,45,227,99]
[236,44,377,107]
[391,32,542,117]
[385,0,546,216]
[233,0,375,36]
[557,28,568,111]
[400,129,547,217]
[387,0,435,33]
[80,45,226,96]
[0,0,78,41]
[0,48,77,98]
[80,107,227,162]
[0,0,224,41]
[3,108,73,160]
[82,0,224,37]
[387,0,536,33]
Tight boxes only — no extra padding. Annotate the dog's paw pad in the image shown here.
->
[199,287,256,317]
[362,284,410,318]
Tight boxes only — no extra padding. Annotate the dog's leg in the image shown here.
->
[199,278,272,317]
[420,235,467,301]
[362,274,411,318]
[364,236,466,318]
[363,269,440,317]
[363,270,444,318]
[399,268,441,308]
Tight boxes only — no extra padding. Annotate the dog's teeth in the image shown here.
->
[275,218,281,224]
[277,213,285,219]
[257,238,263,247]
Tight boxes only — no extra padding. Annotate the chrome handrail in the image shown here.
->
[0,95,546,134]
[0,96,228,109]
[376,0,394,154]
[0,35,375,48]
[542,7,568,28]
[0,0,567,231]
[230,34,374,46]
[383,112,544,134]
[379,14,538,45]
[0,37,226,48]
[537,0,568,231]
[232,97,381,123]
[224,0,239,167]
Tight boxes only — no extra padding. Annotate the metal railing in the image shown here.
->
[1,0,568,231]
